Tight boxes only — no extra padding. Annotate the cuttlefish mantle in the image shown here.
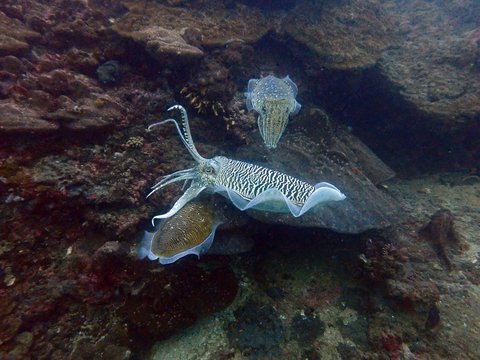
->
[245,75,301,149]
[138,200,221,265]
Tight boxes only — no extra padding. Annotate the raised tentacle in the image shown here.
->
[151,182,206,224]
[147,105,205,162]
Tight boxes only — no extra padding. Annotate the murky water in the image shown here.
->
[0,0,479,359]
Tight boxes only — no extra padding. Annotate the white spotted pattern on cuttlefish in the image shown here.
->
[245,75,301,149]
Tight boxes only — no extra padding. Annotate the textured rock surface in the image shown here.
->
[380,0,480,124]
[0,11,40,55]
[0,101,58,133]
[113,0,275,54]
[282,0,395,69]
[112,24,204,61]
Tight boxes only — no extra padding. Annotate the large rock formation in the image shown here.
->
[112,0,275,61]
[282,0,395,70]
[379,0,480,124]
[0,11,40,55]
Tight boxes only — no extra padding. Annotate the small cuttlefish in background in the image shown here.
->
[245,75,302,149]
[137,199,222,265]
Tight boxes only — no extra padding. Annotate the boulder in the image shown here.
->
[282,0,394,70]
[233,108,400,233]
[112,0,274,62]
[0,11,40,55]
[379,0,480,124]
[0,100,58,133]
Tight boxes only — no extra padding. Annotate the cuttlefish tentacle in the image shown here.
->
[147,105,345,222]
[151,182,206,224]
[147,168,197,197]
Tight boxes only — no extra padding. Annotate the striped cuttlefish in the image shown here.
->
[145,105,345,224]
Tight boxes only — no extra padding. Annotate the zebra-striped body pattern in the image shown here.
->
[215,157,314,206]
[147,105,345,223]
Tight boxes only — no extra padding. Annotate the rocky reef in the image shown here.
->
[0,0,479,359]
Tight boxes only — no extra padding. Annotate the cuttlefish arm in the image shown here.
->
[151,182,206,225]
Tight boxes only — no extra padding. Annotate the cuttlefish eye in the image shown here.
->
[204,159,221,174]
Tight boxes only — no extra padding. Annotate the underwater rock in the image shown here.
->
[0,55,25,75]
[227,301,285,359]
[234,111,400,233]
[0,314,22,346]
[290,309,325,346]
[0,51,122,134]
[385,279,440,315]
[93,241,130,261]
[282,0,394,69]
[419,209,465,271]
[43,95,123,132]
[0,11,40,55]
[425,303,441,330]
[236,0,299,11]
[65,48,99,76]
[96,60,121,84]
[0,35,29,56]
[113,0,273,50]
[122,264,238,344]
[9,332,34,359]
[0,100,58,133]
[68,320,131,360]
[113,23,204,62]
[330,124,396,185]
[379,0,480,125]
[207,233,254,255]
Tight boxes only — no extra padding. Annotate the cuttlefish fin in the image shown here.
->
[247,78,259,93]
[291,100,301,116]
[245,92,253,111]
[282,75,298,97]
[137,230,159,261]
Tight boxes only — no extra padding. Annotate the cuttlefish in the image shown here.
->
[245,75,301,149]
[138,200,221,264]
